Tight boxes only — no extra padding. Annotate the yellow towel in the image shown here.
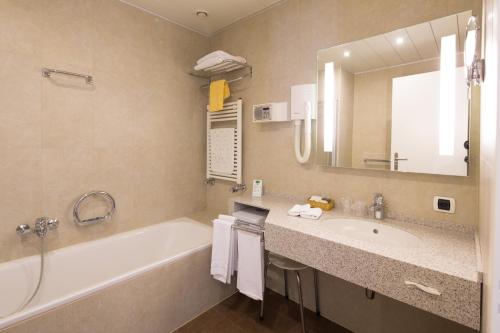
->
[209,80,230,112]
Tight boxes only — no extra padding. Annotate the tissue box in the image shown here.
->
[308,198,334,211]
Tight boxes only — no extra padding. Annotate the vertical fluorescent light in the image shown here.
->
[323,62,335,152]
[439,34,456,156]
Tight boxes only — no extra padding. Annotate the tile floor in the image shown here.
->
[174,290,352,333]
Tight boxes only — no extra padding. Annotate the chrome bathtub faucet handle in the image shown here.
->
[16,224,32,236]
[16,216,60,238]
[47,218,59,230]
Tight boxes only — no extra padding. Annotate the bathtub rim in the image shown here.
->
[0,217,213,331]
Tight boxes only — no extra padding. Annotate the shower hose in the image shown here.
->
[0,237,45,318]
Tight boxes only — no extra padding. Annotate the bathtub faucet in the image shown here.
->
[16,217,59,238]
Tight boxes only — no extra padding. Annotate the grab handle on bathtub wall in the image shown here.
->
[73,191,116,226]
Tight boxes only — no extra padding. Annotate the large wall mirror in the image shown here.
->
[316,11,477,177]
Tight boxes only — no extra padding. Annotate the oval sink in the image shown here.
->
[323,218,421,248]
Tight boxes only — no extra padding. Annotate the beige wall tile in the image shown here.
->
[0,0,209,263]
[40,0,94,71]
[41,79,95,149]
[0,51,42,149]
[0,0,42,55]
[0,148,42,260]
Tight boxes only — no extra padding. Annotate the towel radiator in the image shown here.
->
[207,99,243,185]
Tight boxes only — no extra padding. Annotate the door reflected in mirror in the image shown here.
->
[316,10,477,176]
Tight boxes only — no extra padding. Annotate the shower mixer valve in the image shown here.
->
[16,217,59,238]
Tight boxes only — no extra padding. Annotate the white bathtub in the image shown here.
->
[0,217,212,330]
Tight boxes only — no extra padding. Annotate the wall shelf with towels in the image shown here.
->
[189,59,252,88]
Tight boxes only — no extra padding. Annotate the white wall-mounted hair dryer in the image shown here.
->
[291,84,317,164]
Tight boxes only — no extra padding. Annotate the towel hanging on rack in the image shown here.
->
[209,128,236,175]
[209,79,230,112]
[206,100,242,184]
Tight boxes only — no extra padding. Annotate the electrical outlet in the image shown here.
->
[433,196,455,213]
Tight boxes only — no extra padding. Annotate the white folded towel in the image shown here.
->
[219,215,238,274]
[288,204,323,220]
[236,230,264,301]
[287,204,311,216]
[218,214,236,222]
[300,207,323,220]
[197,50,233,64]
[196,50,247,64]
[194,50,247,71]
[210,216,237,284]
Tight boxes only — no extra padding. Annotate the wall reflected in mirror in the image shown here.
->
[316,11,475,176]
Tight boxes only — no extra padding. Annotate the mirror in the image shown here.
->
[316,11,475,176]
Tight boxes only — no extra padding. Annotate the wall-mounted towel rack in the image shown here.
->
[190,59,252,88]
[42,67,93,84]
[207,99,243,185]
[200,75,248,89]
[232,220,265,235]
[73,191,116,226]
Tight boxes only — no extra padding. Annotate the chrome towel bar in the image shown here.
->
[42,67,93,84]
[231,222,265,235]
[73,191,116,226]
[231,220,265,242]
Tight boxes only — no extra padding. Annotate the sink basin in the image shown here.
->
[322,218,421,248]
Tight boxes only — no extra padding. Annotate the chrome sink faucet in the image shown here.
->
[16,217,59,238]
[371,193,384,220]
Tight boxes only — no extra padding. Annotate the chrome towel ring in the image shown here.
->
[73,191,116,226]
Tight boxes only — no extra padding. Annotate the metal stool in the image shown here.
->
[261,253,320,333]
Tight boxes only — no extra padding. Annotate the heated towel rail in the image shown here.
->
[207,99,243,185]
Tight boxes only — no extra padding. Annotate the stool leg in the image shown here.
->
[313,269,320,316]
[296,271,306,333]
[284,270,289,299]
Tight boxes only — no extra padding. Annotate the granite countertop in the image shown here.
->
[230,193,482,284]
[229,193,482,329]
